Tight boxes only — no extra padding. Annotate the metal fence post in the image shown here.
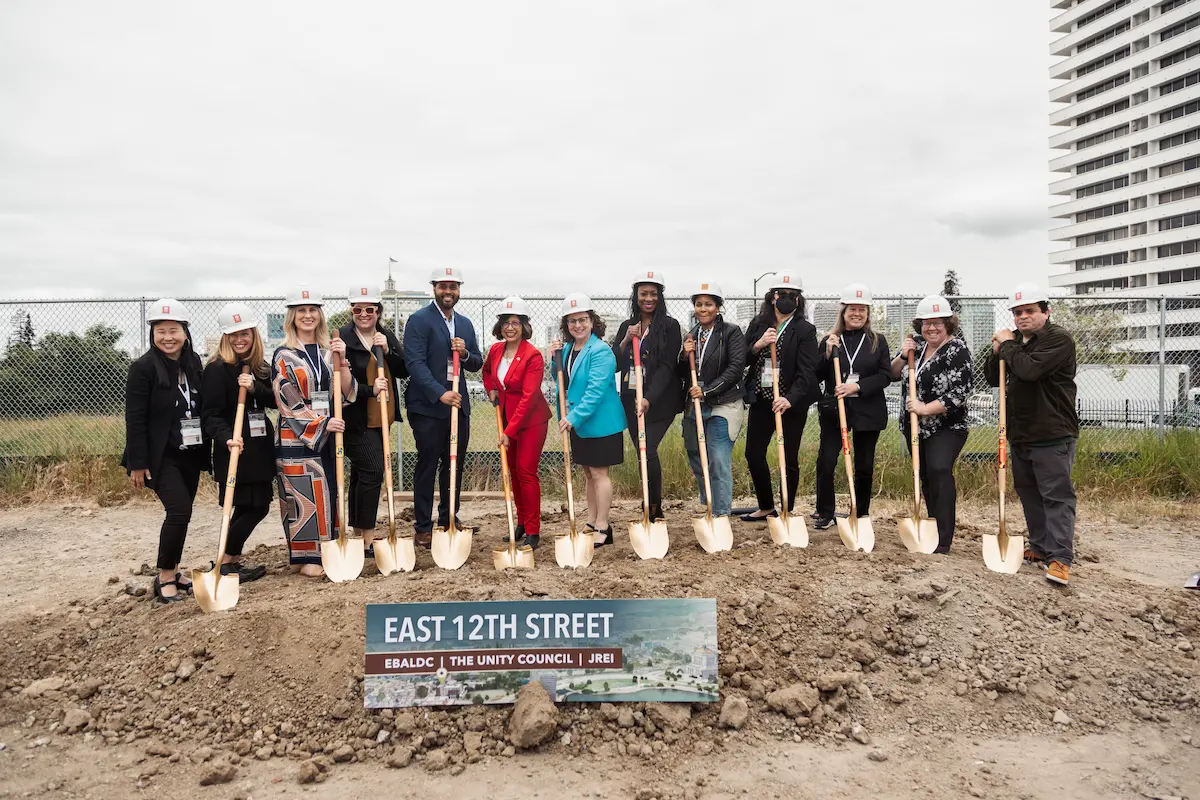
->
[138,297,147,353]
[1159,296,1167,440]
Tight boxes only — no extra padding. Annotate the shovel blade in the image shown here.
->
[629,520,669,560]
[898,518,940,554]
[767,515,808,548]
[836,516,874,553]
[492,544,536,571]
[431,526,473,570]
[322,537,366,583]
[375,537,417,576]
[192,568,239,613]
[693,515,734,553]
[554,532,594,569]
[982,531,1023,574]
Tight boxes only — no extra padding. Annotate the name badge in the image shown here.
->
[311,391,330,415]
[844,372,860,397]
[447,359,455,381]
[760,364,774,388]
[624,365,645,388]
[180,418,202,448]
[248,412,268,438]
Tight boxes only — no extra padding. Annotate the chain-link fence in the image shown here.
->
[1,293,1197,489]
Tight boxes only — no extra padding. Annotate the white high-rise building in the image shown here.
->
[1048,0,1200,358]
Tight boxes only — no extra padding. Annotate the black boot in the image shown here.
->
[523,534,540,550]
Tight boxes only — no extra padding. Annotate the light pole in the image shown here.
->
[752,271,774,297]
[480,298,500,338]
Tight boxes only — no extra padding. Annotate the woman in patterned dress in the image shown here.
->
[272,286,357,577]
[888,294,974,554]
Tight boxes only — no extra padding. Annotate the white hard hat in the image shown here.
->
[915,294,953,320]
[349,286,381,304]
[498,296,531,318]
[430,266,465,285]
[690,281,725,302]
[218,302,258,334]
[147,298,190,324]
[632,270,666,289]
[562,292,594,315]
[285,286,323,307]
[1009,282,1049,310]
[769,271,802,291]
[840,283,872,305]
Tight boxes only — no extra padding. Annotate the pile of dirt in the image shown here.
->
[1,499,1198,793]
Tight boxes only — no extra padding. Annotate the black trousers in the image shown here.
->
[345,426,386,530]
[409,411,469,534]
[916,428,968,550]
[745,402,808,512]
[624,408,671,518]
[153,449,203,570]
[227,504,270,557]
[815,415,879,518]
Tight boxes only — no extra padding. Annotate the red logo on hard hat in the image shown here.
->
[301,290,310,299]
[1015,291,1023,301]
[360,288,368,296]
[445,268,453,276]
[233,314,241,323]
[161,305,169,313]
[701,283,709,290]
[570,300,577,308]
[932,304,940,312]
[647,272,654,278]
[855,290,862,298]
[505,301,513,308]
[782,276,791,284]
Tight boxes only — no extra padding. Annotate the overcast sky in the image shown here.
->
[0,1,1055,301]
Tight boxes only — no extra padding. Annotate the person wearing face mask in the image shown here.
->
[339,286,409,554]
[985,283,1078,586]
[272,287,357,578]
[888,295,973,554]
[403,267,485,547]
[612,271,684,524]
[678,282,745,520]
[813,283,892,532]
[740,272,820,522]
[550,293,626,547]
[482,297,552,550]
[200,303,276,581]
[122,299,210,604]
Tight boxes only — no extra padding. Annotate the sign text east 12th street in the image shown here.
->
[383,611,615,644]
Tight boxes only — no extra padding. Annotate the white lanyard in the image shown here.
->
[299,345,326,388]
[916,342,932,376]
[776,317,792,338]
[177,374,194,419]
[841,331,866,374]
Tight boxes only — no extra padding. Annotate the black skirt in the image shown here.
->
[570,431,624,468]
[218,479,274,508]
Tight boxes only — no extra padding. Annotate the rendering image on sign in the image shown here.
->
[363,598,718,708]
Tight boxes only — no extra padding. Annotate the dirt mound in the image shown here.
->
[1,499,1198,792]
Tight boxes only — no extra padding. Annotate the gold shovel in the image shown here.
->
[432,350,474,570]
[193,366,250,613]
[371,348,416,575]
[982,360,1023,574]
[833,360,874,553]
[322,332,366,582]
[898,350,939,554]
[687,350,733,553]
[764,343,807,548]
[553,360,594,570]
[492,402,535,570]
[628,334,669,560]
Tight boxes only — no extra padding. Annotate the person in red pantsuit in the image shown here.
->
[482,297,552,549]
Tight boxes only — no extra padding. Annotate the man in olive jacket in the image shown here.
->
[985,283,1078,586]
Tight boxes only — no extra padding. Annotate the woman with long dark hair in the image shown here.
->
[612,270,683,523]
[200,302,276,582]
[740,272,820,522]
[813,283,892,531]
[338,286,408,553]
[122,299,210,603]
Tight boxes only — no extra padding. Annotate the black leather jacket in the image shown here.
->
[677,317,746,408]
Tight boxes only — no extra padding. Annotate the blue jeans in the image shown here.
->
[682,409,734,517]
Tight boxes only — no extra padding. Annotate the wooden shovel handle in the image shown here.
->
[214,365,251,586]
[769,342,789,519]
[907,350,921,518]
[632,335,651,524]
[556,352,577,536]
[688,349,716,518]
[833,359,857,516]
[494,402,517,547]
[331,331,348,537]
[447,350,460,529]
[373,345,396,537]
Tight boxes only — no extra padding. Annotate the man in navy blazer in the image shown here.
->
[403,267,484,544]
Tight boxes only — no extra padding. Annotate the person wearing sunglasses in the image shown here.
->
[339,287,409,554]
[986,283,1078,586]
[741,272,819,523]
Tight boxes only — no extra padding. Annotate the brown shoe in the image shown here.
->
[1046,560,1070,585]
[414,532,433,549]
[1024,548,1046,568]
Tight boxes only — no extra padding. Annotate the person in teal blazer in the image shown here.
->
[549,292,625,548]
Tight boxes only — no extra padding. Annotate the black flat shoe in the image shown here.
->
[173,572,194,595]
[152,576,186,604]
[593,528,614,549]
[220,562,267,582]
[738,511,777,523]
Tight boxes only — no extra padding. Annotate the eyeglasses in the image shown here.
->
[1012,308,1039,318]
[566,317,591,328]
[351,307,377,316]
[501,320,522,329]
[921,320,946,327]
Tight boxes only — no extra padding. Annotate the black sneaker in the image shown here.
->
[812,516,835,530]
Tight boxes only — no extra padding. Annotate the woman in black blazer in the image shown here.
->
[200,303,277,582]
[339,287,409,551]
[611,270,684,522]
[122,299,209,604]
[741,271,820,521]
[813,283,892,530]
